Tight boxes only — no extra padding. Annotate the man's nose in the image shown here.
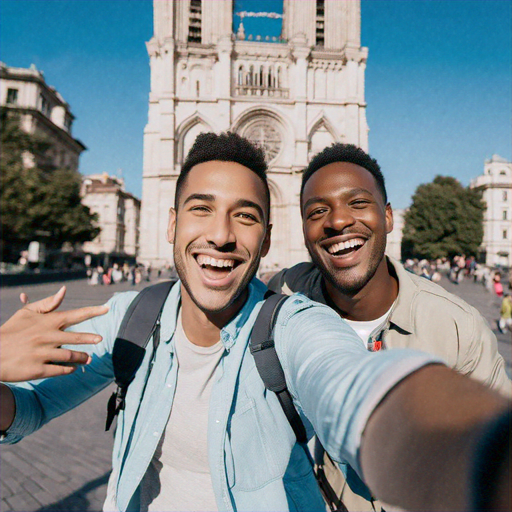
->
[324,206,356,233]
[206,215,236,248]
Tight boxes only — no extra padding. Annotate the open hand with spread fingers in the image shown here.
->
[0,286,109,382]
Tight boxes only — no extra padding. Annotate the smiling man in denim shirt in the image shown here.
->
[1,133,510,512]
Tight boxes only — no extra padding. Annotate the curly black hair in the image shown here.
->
[175,132,270,222]
[300,143,387,207]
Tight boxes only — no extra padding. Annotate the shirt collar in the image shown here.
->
[159,277,267,351]
[315,256,415,336]
[385,256,416,334]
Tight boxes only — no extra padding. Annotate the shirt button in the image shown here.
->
[153,432,159,437]
[167,384,172,388]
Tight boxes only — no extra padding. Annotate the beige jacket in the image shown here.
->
[269,257,511,397]
[383,257,510,397]
[268,257,511,511]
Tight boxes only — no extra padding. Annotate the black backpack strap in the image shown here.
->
[250,293,308,445]
[251,292,348,512]
[105,279,176,430]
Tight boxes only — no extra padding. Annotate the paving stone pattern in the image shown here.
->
[0,275,510,511]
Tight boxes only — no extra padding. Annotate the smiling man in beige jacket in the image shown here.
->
[269,142,511,511]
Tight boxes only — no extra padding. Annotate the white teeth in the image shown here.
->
[196,254,235,268]
[327,238,364,254]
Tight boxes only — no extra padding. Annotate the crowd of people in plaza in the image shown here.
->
[86,262,177,286]
[1,133,510,512]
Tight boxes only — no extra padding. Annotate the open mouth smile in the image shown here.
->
[324,237,366,258]
[194,253,243,282]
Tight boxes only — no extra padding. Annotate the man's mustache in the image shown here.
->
[188,242,249,259]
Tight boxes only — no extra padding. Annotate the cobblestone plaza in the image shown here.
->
[0,277,510,512]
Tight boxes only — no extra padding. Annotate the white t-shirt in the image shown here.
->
[344,303,394,349]
[140,311,224,511]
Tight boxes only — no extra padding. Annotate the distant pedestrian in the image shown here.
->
[493,273,504,297]
[498,293,512,333]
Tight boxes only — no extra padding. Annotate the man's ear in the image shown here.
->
[167,208,177,244]
[385,204,394,234]
[261,224,272,258]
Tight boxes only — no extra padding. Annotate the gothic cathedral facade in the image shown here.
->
[140,0,368,272]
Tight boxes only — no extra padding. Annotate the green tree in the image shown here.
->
[0,109,99,260]
[401,176,484,260]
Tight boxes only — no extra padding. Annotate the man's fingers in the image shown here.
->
[40,364,78,379]
[54,304,109,329]
[20,293,29,304]
[51,330,103,346]
[47,348,92,366]
[24,286,66,314]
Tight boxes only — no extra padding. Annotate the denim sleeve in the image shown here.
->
[274,294,444,477]
[1,291,138,444]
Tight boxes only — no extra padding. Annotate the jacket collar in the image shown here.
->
[386,256,417,335]
[159,278,267,350]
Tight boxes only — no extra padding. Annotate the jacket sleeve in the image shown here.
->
[457,305,511,398]
[273,295,443,477]
[1,291,138,444]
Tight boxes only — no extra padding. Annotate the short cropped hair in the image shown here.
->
[300,143,387,206]
[175,132,270,222]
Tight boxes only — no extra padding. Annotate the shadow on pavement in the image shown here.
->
[35,472,110,512]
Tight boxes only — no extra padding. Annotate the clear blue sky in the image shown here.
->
[1,0,510,209]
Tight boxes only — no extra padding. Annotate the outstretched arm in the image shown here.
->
[0,286,108,431]
[275,297,510,512]
[361,364,511,511]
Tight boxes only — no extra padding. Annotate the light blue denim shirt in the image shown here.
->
[3,279,440,511]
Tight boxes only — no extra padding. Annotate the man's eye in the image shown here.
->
[236,212,258,222]
[351,200,370,208]
[307,208,327,219]
[190,205,210,213]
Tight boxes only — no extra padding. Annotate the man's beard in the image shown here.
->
[312,237,386,298]
[173,245,262,314]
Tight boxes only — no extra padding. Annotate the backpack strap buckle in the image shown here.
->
[249,339,275,353]
[105,385,127,431]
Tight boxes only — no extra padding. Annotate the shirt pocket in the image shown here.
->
[226,397,283,491]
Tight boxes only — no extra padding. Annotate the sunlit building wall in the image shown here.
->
[139,0,369,270]
[0,62,85,172]
[470,155,512,268]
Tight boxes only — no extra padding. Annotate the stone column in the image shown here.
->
[290,35,310,167]
[153,0,174,41]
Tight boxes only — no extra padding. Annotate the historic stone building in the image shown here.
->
[139,0,368,270]
[0,62,85,172]
[81,174,141,258]
[470,155,512,268]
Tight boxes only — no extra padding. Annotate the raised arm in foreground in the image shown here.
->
[361,364,511,511]
[0,287,108,432]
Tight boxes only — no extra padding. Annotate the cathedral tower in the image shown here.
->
[140,0,368,270]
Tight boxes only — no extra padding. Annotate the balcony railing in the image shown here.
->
[235,85,289,98]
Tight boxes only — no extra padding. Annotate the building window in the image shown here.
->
[6,88,18,104]
[503,230,508,240]
[316,0,325,47]
[40,94,50,116]
[188,0,202,43]
[503,210,508,220]
[504,191,508,201]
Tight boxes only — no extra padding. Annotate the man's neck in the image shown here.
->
[180,286,247,347]
[324,258,399,322]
